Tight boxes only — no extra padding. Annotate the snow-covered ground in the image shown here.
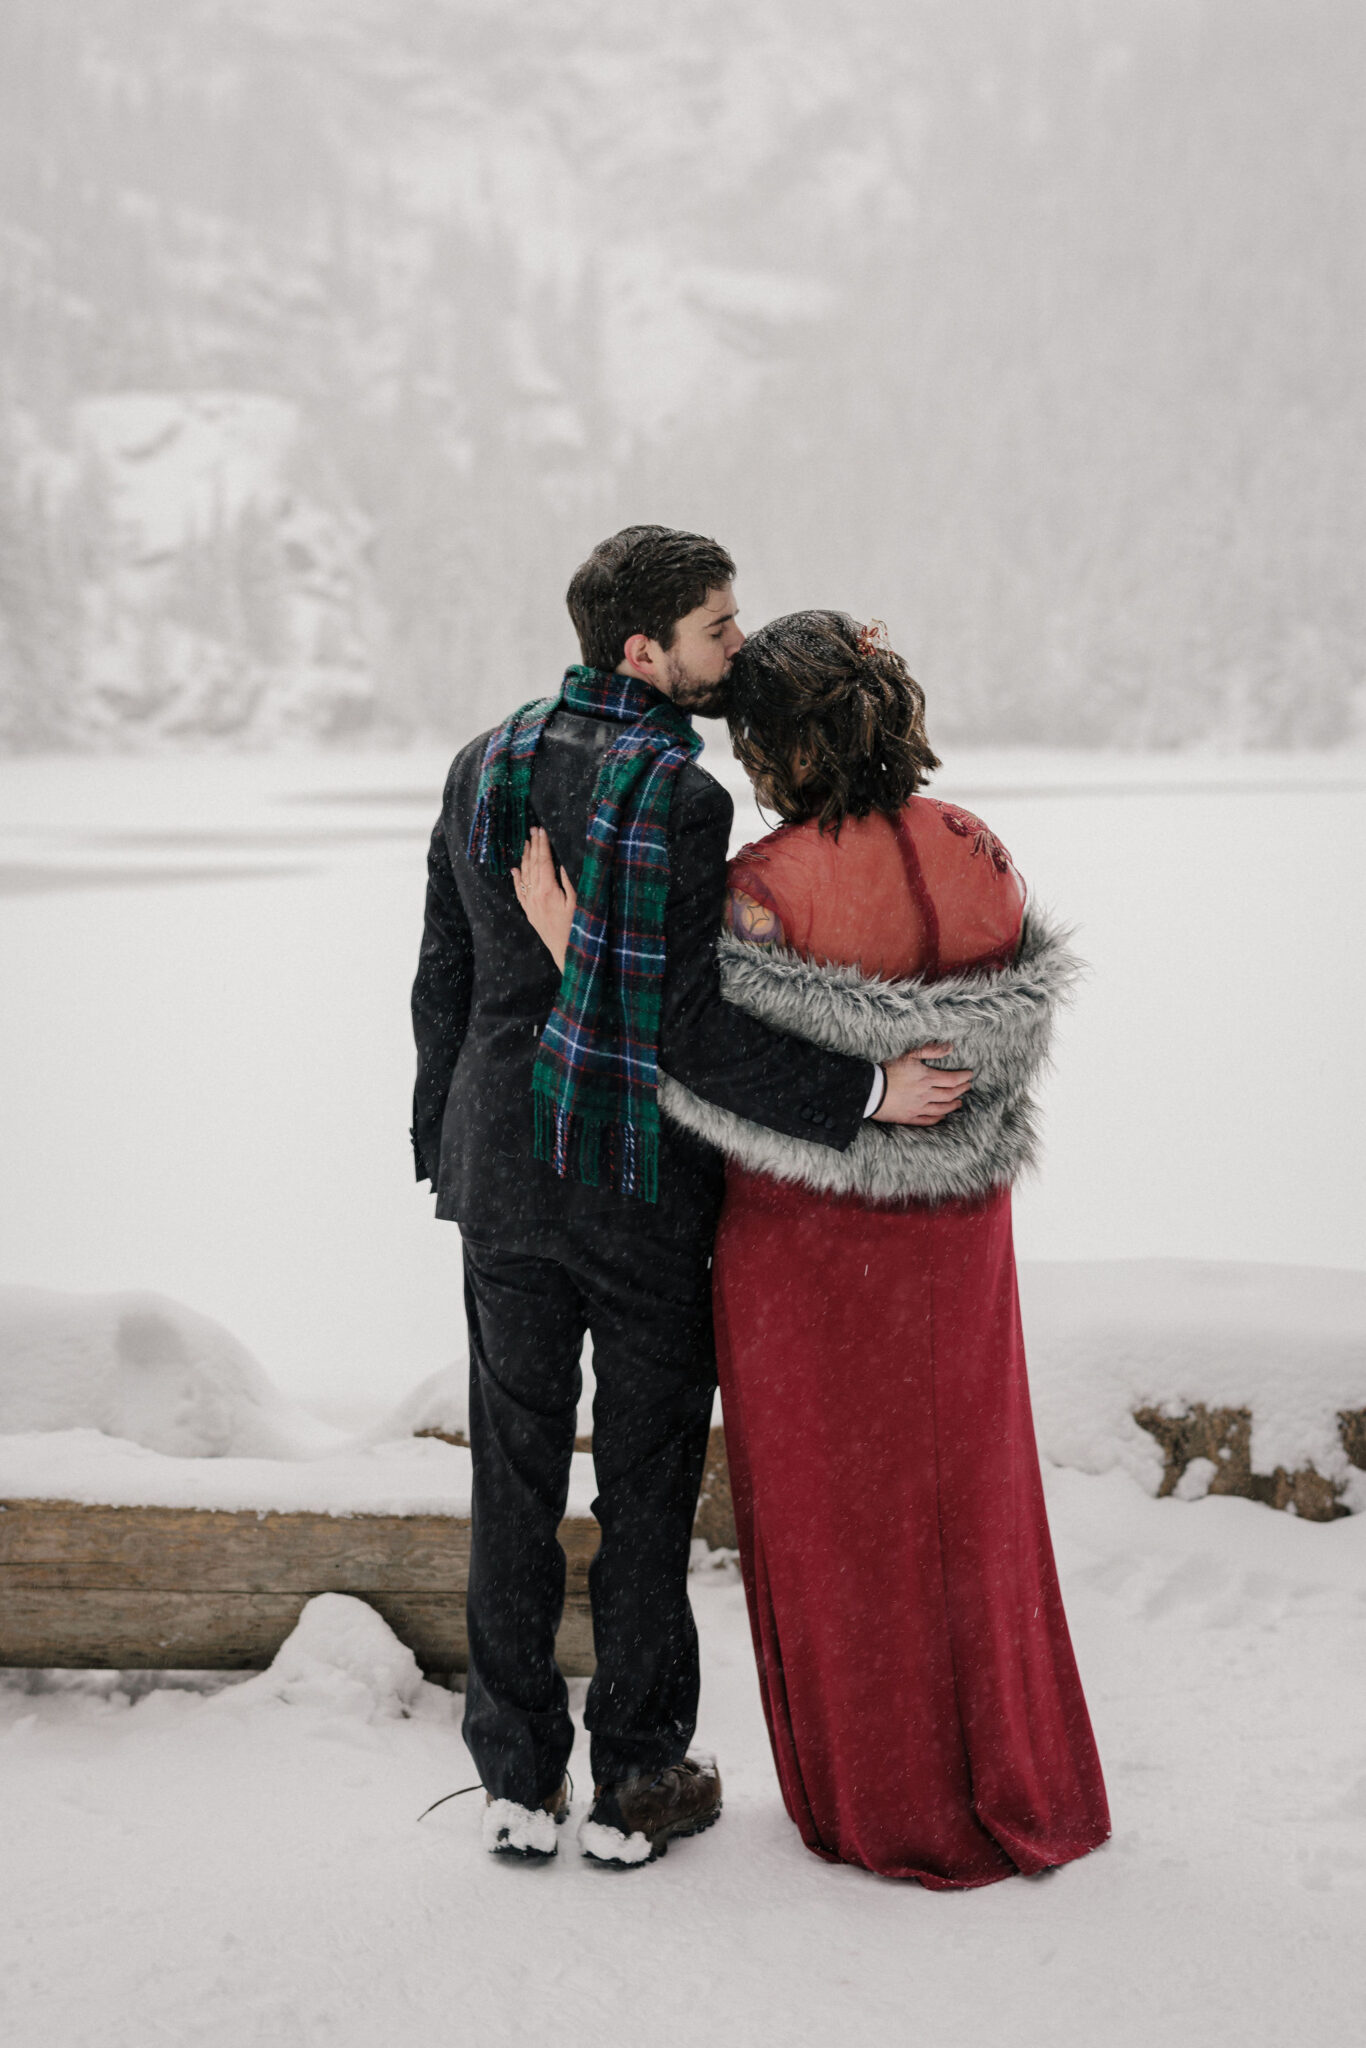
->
[2,1473,1363,2048]
[1,742,1362,1422]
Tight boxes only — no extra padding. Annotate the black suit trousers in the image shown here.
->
[460,1214,718,1801]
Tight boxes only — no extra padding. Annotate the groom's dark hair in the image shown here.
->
[567,526,735,672]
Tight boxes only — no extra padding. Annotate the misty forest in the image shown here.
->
[0,0,1362,753]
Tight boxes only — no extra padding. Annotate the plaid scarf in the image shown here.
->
[468,666,702,1202]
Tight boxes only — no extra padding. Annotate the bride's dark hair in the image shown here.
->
[725,611,940,834]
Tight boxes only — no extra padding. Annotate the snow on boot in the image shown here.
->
[580,1755,722,1868]
[483,1777,571,1860]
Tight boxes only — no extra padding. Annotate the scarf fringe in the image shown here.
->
[467,778,530,878]
[533,1093,659,1205]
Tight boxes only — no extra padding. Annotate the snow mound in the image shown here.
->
[0,1286,339,1459]
[363,1362,467,1446]
[1022,1261,1366,1505]
[221,1595,429,1720]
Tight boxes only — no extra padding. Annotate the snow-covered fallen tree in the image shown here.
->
[1022,1261,1366,1519]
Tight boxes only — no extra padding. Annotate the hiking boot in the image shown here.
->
[483,1776,571,1860]
[579,1755,722,1868]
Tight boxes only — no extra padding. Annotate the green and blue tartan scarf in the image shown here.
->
[468,666,702,1202]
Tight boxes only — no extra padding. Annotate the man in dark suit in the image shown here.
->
[410,526,969,1866]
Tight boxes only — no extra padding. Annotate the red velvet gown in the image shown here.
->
[713,797,1110,1887]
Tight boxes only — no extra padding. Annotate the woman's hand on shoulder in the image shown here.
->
[512,826,577,971]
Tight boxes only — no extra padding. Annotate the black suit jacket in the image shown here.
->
[411,702,873,1251]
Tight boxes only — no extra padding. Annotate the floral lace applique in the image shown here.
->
[932,801,1016,875]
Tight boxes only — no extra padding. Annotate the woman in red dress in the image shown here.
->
[660,612,1110,1887]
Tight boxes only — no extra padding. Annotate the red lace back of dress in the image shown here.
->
[728,797,1025,981]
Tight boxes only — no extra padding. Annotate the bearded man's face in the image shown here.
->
[641,585,744,716]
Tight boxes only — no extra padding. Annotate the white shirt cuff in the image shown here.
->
[863,1064,886,1118]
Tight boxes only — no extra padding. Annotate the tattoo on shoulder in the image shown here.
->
[725,887,783,947]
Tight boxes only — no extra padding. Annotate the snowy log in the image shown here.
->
[1021,1262,1366,1517]
[1131,1405,1363,1520]
[0,1500,597,1674]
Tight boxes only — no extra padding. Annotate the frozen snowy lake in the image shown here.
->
[1,741,1363,1416]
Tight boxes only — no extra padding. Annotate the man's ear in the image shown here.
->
[620,631,658,681]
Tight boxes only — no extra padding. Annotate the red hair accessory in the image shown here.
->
[856,618,890,658]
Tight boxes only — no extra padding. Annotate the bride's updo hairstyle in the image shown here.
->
[726,611,940,835]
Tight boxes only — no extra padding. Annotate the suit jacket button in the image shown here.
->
[799,1105,814,1122]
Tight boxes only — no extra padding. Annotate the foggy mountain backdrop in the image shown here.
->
[1,0,1362,752]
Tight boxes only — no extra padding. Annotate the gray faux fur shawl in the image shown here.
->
[658,905,1082,1204]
